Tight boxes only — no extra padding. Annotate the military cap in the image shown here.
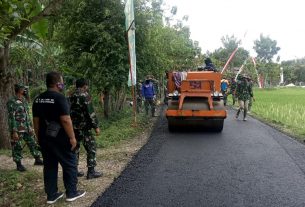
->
[14,83,26,91]
[76,78,88,88]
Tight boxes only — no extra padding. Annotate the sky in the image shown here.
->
[165,0,305,61]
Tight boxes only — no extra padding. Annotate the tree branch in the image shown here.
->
[8,0,63,41]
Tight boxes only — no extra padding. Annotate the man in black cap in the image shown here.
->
[203,58,217,72]
[7,83,43,172]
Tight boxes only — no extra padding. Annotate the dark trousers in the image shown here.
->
[40,137,78,198]
[221,90,228,106]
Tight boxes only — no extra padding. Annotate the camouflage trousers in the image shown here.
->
[11,132,41,162]
[248,97,253,111]
[74,129,97,168]
[231,93,237,105]
[144,98,155,116]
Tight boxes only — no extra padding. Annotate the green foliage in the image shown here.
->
[253,34,280,63]
[56,0,128,91]
[281,58,305,85]
[135,0,200,78]
[30,84,46,99]
[0,0,46,44]
[209,35,249,74]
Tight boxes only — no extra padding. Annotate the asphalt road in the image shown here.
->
[92,109,305,207]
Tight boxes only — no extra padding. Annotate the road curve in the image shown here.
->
[91,109,305,207]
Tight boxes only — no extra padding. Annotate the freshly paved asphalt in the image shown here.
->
[92,109,305,207]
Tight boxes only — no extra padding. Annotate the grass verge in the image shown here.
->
[0,107,155,207]
[0,170,44,207]
[96,109,152,148]
[228,87,305,142]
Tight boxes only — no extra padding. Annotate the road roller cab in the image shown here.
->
[166,71,227,132]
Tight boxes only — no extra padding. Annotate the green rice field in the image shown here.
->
[250,87,305,140]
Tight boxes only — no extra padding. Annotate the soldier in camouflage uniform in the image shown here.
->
[230,77,237,106]
[69,78,102,179]
[7,83,43,172]
[235,75,254,121]
[247,77,254,112]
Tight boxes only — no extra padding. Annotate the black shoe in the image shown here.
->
[77,171,85,177]
[87,168,103,180]
[16,162,26,172]
[66,190,86,202]
[47,192,64,204]
[34,157,43,165]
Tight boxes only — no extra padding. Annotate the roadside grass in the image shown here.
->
[0,170,44,207]
[0,149,11,156]
[96,109,152,148]
[0,107,154,206]
[228,87,305,141]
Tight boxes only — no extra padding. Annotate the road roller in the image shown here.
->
[166,71,227,132]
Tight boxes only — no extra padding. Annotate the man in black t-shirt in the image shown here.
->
[32,71,86,204]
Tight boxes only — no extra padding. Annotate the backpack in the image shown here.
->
[221,80,228,91]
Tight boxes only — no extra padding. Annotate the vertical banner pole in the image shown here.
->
[221,47,239,74]
[127,31,137,125]
[125,0,137,126]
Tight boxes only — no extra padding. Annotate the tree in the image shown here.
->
[253,34,280,63]
[209,35,249,76]
[0,0,64,148]
[253,34,281,87]
[281,58,305,85]
[135,0,200,78]
[56,0,128,118]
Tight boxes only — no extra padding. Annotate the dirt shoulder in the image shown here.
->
[0,115,158,207]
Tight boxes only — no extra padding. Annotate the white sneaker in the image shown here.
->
[66,190,86,202]
[47,192,64,204]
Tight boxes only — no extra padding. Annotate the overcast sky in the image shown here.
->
[165,0,305,61]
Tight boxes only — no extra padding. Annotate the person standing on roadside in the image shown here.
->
[70,78,102,179]
[142,76,156,117]
[7,83,43,172]
[247,77,254,112]
[32,72,85,204]
[221,77,229,106]
[235,75,254,121]
[230,77,237,106]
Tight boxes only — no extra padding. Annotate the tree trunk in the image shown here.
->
[103,90,110,119]
[0,42,13,149]
[118,89,126,111]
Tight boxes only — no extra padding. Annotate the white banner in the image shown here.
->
[125,0,137,86]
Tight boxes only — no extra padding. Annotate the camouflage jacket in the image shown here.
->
[7,96,32,133]
[236,80,253,101]
[230,81,237,94]
[136,82,142,98]
[69,88,99,130]
[151,79,159,95]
